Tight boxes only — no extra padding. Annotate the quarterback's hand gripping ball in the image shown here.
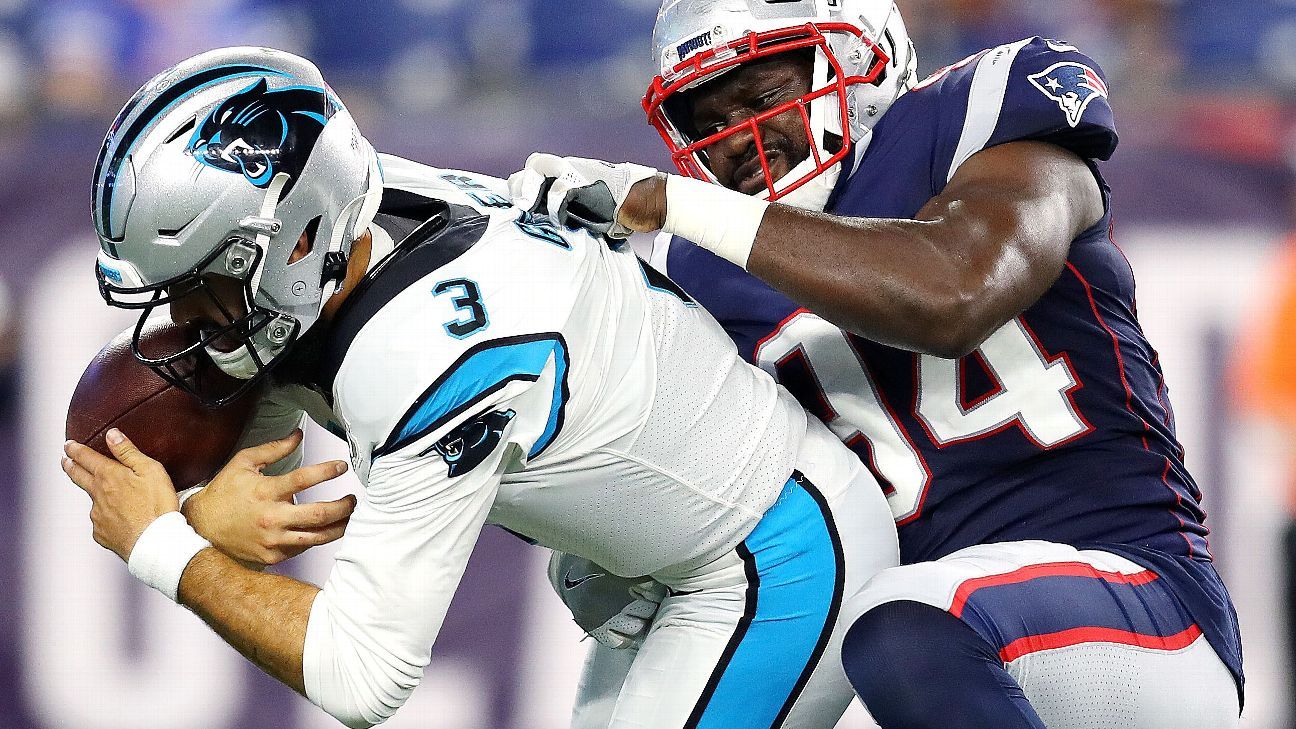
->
[548,551,666,650]
[184,429,355,568]
[66,319,261,490]
[509,154,659,241]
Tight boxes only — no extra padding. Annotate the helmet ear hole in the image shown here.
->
[867,59,888,87]
[289,216,323,266]
[865,28,897,88]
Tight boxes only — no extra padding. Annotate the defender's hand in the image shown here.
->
[185,429,355,567]
[548,551,666,650]
[589,581,667,650]
[62,429,180,562]
[509,154,666,240]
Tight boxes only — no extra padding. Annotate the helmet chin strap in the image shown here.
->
[755,109,874,213]
[206,340,280,380]
[365,224,396,272]
[245,172,291,296]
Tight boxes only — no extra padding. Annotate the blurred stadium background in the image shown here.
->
[0,0,1291,727]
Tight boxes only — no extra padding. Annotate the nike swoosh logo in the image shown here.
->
[563,572,604,590]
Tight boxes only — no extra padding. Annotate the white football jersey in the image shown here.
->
[329,155,812,575]
[293,156,868,726]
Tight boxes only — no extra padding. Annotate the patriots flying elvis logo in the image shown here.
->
[1027,62,1108,128]
[186,78,336,189]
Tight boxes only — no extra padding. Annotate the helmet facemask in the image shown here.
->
[644,22,890,207]
[96,232,299,407]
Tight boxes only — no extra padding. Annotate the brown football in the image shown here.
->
[65,319,261,490]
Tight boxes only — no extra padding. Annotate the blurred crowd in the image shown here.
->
[0,1,1291,128]
[0,0,658,132]
[0,0,1290,180]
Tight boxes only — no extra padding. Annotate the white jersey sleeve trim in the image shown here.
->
[946,38,1035,183]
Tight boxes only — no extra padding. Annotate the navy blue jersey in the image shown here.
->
[658,37,1242,689]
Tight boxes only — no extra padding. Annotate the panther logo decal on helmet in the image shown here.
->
[187,78,337,189]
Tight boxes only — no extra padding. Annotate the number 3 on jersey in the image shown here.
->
[434,278,488,339]
[755,311,1088,523]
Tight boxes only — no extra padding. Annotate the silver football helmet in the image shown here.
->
[91,47,382,404]
[644,0,917,210]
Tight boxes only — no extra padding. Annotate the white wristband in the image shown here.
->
[662,175,770,269]
[127,512,210,603]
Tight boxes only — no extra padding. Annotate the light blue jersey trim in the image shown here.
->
[640,265,698,307]
[376,334,569,460]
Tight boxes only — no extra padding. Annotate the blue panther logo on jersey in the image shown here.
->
[186,78,336,188]
[431,409,516,477]
[1027,62,1109,129]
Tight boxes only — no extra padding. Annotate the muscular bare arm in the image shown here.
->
[622,140,1105,358]
[747,141,1104,358]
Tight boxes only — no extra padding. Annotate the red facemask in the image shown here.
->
[644,22,890,201]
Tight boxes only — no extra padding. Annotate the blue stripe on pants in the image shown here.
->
[687,473,845,729]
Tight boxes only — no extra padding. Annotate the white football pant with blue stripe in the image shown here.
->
[577,423,898,729]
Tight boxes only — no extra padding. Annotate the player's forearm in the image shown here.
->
[178,547,318,694]
[747,204,1023,358]
[639,144,1090,358]
[744,146,1099,357]
[639,173,1033,357]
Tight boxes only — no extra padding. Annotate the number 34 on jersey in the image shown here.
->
[754,310,1090,523]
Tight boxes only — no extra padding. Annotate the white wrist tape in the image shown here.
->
[662,175,770,269]
[127,512,210,603]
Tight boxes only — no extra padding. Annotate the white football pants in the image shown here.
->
[576,541,1239,729]
[575,460,899,729]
